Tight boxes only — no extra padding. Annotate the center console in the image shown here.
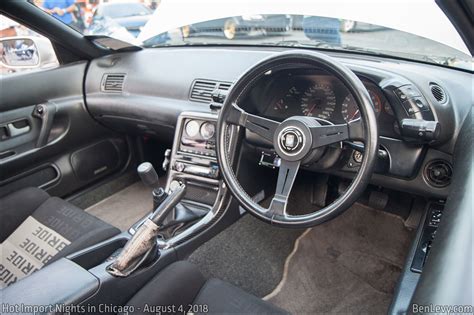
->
[168,113,220,203]
[130,111,234,247]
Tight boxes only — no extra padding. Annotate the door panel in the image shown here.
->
[0,62,130,198]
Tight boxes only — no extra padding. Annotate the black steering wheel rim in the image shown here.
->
[217,51,378,228]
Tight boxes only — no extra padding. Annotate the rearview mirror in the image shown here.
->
[0,37,58,73]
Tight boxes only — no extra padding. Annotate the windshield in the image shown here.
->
[31,0,472,71]
[99,3,151,19]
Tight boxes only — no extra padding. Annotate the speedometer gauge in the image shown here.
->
[300,83,336,120]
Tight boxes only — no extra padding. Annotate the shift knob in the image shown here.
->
[137,162,160,190]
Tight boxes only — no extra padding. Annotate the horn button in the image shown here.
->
[274,118,318,161]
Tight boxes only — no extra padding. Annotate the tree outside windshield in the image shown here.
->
[29,0,472,71]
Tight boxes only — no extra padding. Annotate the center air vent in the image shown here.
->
[190,79,232,103]
[102,74,125,93]
[424,160,453,188]
[429,83,446,104]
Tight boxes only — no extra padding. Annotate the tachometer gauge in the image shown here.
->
[300,83,336,120]
[185,120,200,137]
[200,122,215,139]
[384,102,395,116]
[341,90,382,122]
[368,90,382,114]
[341,94,359,122]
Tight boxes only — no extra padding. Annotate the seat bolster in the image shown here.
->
[29,197,121,264]
[0,187,50,242]
[46,225,120,265]
[193,278,289,315]
[126,261,207,314]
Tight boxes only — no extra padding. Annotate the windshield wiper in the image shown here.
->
[260,40,337,49]
[260,40,393,57]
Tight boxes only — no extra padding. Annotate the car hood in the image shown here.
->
[114,15,151,29]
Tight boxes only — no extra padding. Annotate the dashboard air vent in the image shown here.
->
[190,80,232,103]
[424,160,453,188]
[429,83,446,104]
[102,74,125,93]
[219,82,232,91]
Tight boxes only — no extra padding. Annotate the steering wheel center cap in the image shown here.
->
[278,127,304,155]
[274,120,313,161]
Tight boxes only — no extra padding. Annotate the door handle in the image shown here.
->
[7,122,31,137]
[32,102,57,147]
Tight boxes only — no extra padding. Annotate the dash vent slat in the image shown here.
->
[190,79,232,103]
[102,74,126,93]
[429,83,447,104]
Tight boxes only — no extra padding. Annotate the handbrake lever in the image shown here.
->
[107,182,186,277]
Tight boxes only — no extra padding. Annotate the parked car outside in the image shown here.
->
[180,14,293,40]
[89,2,153,38]
[340,19,386,32]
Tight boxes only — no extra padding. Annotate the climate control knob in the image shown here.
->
[174,162,185,172]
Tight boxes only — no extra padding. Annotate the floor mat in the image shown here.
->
[86,181,153,231]
[189,214,305,297]
[264,203,414,314]
[69,171,138,209]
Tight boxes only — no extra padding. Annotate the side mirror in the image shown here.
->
[0,37,58,72]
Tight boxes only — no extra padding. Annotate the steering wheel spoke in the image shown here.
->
[268,159,300,218]
[226,103,279,142]
[347,119,365,141]
[309,119,365,149]
[310,123,349,149]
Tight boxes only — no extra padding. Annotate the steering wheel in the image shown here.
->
[216,51,378,228]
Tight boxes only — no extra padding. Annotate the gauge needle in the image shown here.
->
[349,109,360,120]
[307,104,318,115]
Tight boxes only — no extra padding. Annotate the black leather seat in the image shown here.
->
[126,261,288,315]
[0,187,120,288]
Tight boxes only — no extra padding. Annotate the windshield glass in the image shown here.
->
[99,3,151,19]
[31,0,472,71]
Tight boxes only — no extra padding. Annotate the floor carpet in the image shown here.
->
[264,203,414,314]
[189,213,305,297]
[85,181,153,231]
[69,171,138,210]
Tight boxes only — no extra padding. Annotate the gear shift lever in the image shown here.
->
[107,182,186,277]
[137,162,166,208]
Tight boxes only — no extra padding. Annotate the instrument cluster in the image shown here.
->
[255,73,399,137]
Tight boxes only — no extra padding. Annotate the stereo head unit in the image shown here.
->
[179,118,216,157]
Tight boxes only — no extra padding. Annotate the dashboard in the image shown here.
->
[244,70,399,138]
[83,47,472,199]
